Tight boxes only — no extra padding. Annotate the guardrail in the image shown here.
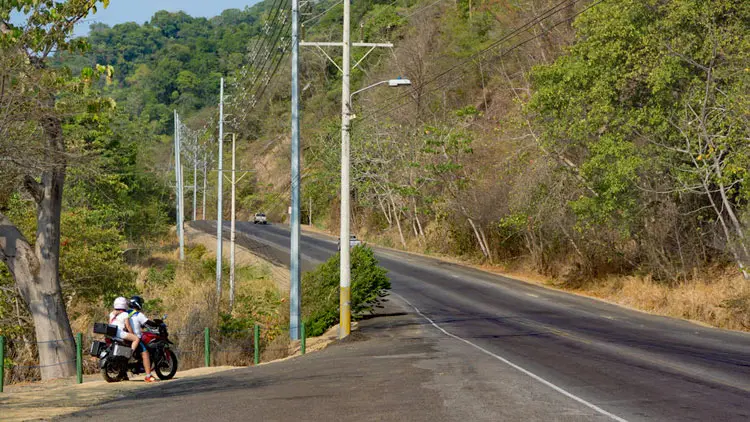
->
[0,323,307,392]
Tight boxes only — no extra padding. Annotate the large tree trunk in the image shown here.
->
[0,200,76,380]
[0,115,76,380]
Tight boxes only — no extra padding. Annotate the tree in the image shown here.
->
[0,0,109,380]
[528,0,749,279]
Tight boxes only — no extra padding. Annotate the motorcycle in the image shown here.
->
[90,316,178,382]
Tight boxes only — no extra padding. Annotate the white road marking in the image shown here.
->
[526,293,540,298]
[394,293,629,422]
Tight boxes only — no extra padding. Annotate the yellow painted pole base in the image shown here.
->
[340,286,351,338]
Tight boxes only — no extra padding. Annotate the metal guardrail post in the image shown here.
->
[0,335,5,392]
[254,324,260,365]
[301,323,306,355]
[204,328,210,367]
[76,333,83,384]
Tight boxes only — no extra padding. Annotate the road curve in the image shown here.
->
[193,220,750,422]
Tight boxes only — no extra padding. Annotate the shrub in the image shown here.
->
[303,245,390,336]
[146,264,176,287]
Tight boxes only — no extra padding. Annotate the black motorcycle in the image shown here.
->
[91,317,178,382]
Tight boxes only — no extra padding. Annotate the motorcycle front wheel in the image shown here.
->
[155,349,178,380]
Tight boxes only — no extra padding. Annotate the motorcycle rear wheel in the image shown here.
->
[155,349,178,380]
[101,361,128,383]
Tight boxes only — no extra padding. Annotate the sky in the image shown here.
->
[72,0,261,36]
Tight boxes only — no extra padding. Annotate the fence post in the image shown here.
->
[204,328,210,367]
[76,333,83,384]
[253,324,260,365]
[0,335,5,393]
[300,323,306,355]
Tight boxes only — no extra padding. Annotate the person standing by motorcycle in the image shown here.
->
[126,295,157,383]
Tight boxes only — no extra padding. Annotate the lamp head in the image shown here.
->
[388,78,412,87]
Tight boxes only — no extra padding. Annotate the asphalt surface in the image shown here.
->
[65,221,750,421]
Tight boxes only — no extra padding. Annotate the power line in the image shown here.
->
[301,0,343,26]
[358,0,602,122]
[233,3,292,115]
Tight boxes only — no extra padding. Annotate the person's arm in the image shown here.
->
[139,313,157,327]
[124,315,134,333]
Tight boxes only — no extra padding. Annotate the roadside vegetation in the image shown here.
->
[303,246,391,336]
[254,0,750,331]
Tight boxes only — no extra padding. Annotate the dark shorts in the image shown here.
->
[136,341,147,353]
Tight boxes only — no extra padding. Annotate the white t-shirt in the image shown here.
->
[128,311,149,338]
[108,311,129,340]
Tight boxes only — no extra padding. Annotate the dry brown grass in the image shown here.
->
[570,270,750,331]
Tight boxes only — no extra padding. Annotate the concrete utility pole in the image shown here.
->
[300,1,393,339]
[202,151,207,220]
[289,0,301,341]
[223,135,252,312]
[174,110,185,261]
[193,145,198,221]
[216,77,225,299]
[229,133,237,310]
[339,0,352,338]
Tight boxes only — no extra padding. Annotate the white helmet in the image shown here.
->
[113,297,128,310]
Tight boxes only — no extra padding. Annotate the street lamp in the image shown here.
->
[348,78,412,119]
[339,77,411,339]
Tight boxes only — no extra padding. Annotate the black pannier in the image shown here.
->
[89,340,107,357]
[93,322,118,337]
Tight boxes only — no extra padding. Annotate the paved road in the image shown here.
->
[67,221,750,421]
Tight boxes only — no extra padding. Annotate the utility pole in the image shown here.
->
[300,0,392,339]
[229,133,237,311]
[193,143,198,221]
[339,0,352,339]
[289,0,301,341]
[222,136,252,312]
[174,110,185,261]
[202,151,207,220]
[216,77,224,299]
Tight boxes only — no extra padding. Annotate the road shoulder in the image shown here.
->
[58,297,612,422]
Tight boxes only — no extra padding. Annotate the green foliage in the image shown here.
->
[219,312,256,339]
[0,0,108,55]
[59,207,136,303]
[51,5,271,133]
[146,264,176,287]
[525,0,749,276]
[363,5,405,42]
[303,246,390,336]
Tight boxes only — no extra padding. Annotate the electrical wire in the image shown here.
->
[301,0,344,27]
[357,0,603,122]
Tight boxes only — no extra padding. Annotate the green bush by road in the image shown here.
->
[303,246,390,336]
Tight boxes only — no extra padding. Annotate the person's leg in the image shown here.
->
[123,332,140,351]
[140,343,156,381]
[142,350,152,376]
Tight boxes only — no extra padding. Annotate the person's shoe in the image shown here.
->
[144,375,158,383]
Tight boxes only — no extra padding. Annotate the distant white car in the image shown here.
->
[253,213,267,224]
[337,235,362,250]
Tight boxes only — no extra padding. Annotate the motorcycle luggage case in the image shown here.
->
[112,344,133,359]
[93,323,118,336]
[89,340,107,357]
